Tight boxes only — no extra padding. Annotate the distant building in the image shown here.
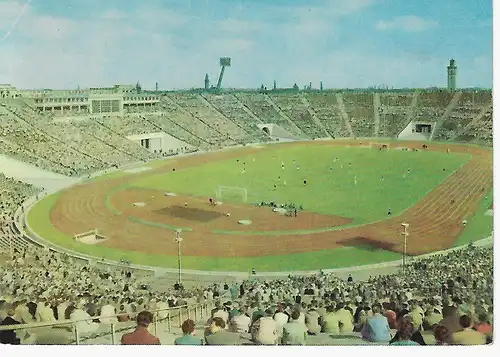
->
[447,59,457,90]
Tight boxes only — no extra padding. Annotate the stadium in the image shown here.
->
[0,73,494,344]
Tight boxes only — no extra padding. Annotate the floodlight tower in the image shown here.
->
[217,57,231,90]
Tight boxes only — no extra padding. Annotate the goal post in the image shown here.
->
[216,185,248,203]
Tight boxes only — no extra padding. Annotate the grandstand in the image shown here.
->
[0,84,493,346]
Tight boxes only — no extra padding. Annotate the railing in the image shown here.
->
[0,300,214,345]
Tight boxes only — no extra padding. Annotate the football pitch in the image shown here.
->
[129,145,470,225]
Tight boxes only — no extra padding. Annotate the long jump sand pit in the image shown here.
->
[46,140,492,259]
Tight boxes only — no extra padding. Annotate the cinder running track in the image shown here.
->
[49,140,492,258]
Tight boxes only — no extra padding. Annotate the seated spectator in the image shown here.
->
[205,317,240,345]
[121,311,160,345]
[0,303,21,344]
[252,309,278,345]
[70,302,99,335]
[117,305,130,322]
[473,313,493,338]
[273,303,289,338]
[389,316,420,346]
[337,303,354,333]
[434,325,452,346]
[390,315,426,345]
[452,315,486,345]
[423,308,442,331]
[382,302,397,329]
[281,310,308,346]
[230,307,251,334]
[438,305,462,334]
[361,304,391,343]
[322,305,340,334]
[175,319,202,345]
[305,304,321,335]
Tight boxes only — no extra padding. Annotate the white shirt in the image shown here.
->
[274,312,289,337]
[253,317,278,345]
[100,304,117,324]
[231,314,251,333]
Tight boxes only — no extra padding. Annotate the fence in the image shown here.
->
[0,300,214,345]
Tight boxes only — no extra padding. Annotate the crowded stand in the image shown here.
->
[434,92,492,142]
[164,94,237,148]
[0,105,95,176]
[234,93,304,137]
[0,174,41,252]
[377,92,414,137]
[268,93,325,139]
[303,93,350,138]
[201,93,271,143]
[0,241,493,345]
[167,93,256,145]
[0,88,494,346]
[342,93,375,138]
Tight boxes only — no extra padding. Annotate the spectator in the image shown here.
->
[361,304,391,343]
[0,304,21,344]
[281,310,308,346]
[175,319,202,345]
[337,303,354,333]
[452,315,486,345]
[121,311,160,345]
[438,305,462,334]
[205,317,240,345]
[473,313,492,338]
[433,325,452,346]
[390,315,426,345]
[252,308,278,345]
[305,304,321,335]
[273,303,289,338]
[322,305,340,334]
[389,316,420,346]
[229,307,251,334]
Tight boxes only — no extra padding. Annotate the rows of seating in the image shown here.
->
[0,238,493,345]
[0,174,41,252]
[159,95,235,148]
[434,92,490,141]
[466,107,493,145]
[303,93,350,138]
[234,93,304,137]
[0,105,92,176]
[168,93,256,145]
[342,93,375,138]
[267,93,324,138]
[377,93,413,137]
[201,94,270,143]
[0,91,493,183]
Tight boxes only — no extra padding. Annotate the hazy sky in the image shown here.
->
[0,0,492,90]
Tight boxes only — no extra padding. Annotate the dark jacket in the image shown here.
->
[0,317,21,345]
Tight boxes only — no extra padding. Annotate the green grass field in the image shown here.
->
[25,144,491,271]
[130,146,470,224]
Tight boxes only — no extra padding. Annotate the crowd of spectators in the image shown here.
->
[268,93,326,139]
[0,174,41,252]
[1,238,491,345]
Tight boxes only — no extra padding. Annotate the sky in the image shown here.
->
[0,0,493,90]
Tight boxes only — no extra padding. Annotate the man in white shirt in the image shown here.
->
[230,308,251,334]
[37,301,56,322]
[100,299,117,324]
[252,309,278,345]
[274,303,289,338]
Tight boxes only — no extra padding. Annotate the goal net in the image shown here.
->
[216,185,248,203]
